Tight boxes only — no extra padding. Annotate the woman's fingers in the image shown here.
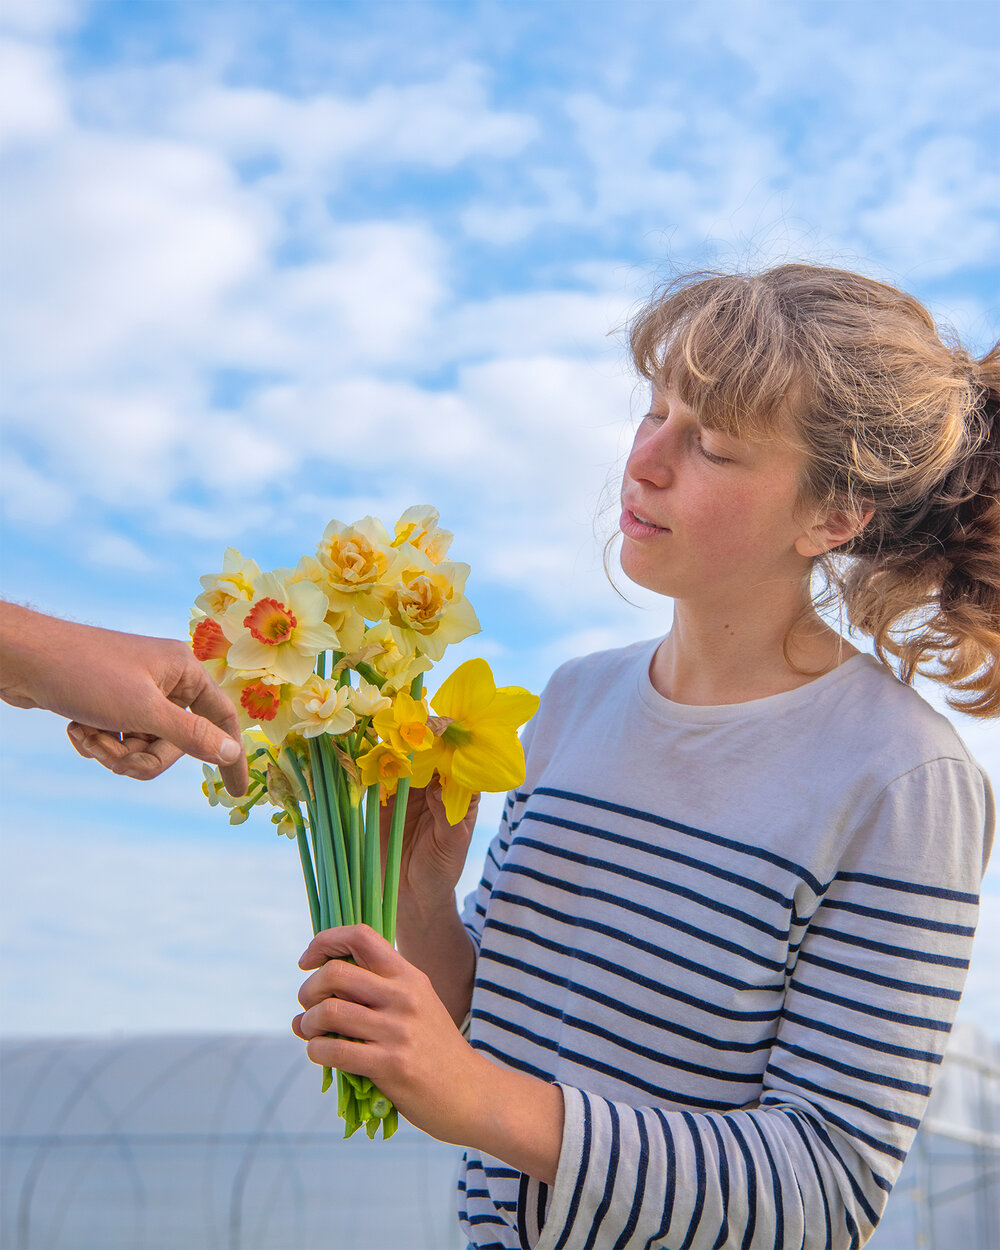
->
[297,950,389,1011]
[298,923,404,976]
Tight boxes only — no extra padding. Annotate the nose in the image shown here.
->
[625,417,676,488]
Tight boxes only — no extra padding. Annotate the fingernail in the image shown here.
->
[217,738,242,764]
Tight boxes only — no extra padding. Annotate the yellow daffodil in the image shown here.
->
[378,548,480,662]
[373,690,434,754]
[317,517,403,620]
[392,505,453,563]
[291,677,357,739]
[357,741,412,799]
[411,658,540,824]
[195,548,261,617]
[220,571,340,686]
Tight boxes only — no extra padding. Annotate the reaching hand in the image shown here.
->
[0,604,248,794]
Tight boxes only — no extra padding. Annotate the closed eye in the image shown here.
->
[696,438,733,465]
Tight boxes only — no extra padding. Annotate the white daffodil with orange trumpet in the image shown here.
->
[192,508,538,1141]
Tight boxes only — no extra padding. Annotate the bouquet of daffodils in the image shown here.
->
[191,508,538,1140]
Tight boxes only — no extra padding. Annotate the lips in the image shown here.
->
[620,507,670,538]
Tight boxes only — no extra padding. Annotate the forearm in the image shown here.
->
[0,602,54,709]
[394,891,476,1027]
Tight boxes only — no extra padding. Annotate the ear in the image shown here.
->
[795,503,874,558]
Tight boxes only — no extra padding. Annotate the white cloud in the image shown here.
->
[0,37,68,150]
[0,0,83,37]
[164,61,537,174]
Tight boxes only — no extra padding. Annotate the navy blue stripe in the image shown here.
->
[766,1064,922,1130]
[678,1111,707,1250]
[808,923,969,969]
[515,832,792,942]
[480,951,776,1053]
[786,1114,833,1250]
[649,1108,679,1246]
[554,1094,592,1250]
[822,896,976,937]
[519,812,794,911]
[744,1116,784,1250]
[782,1009,945,1063]
[771,1040,932,1097]
[795,950,962,1001]
[706,1116,732,1250]
[472,1038,553,1082]
[473,1011,739,1110]
[732,1122,759,1250]
[835,871,979,906]
[529,785,826,892]
[480,930,781,1024]
[489,889,787,993]
[808,1119,884,1224]
[475,985,765,1086]
[788,978,953,1032]
[500,863,787,974]
[584,1100,620,1250]
[613,1110,649,1250]
[536,1180,548,1236]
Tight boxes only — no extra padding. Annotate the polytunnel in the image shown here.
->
[1,1024,998,1250]
[0,1032,465,1250]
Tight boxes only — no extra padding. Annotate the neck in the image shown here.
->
[650,583,857,706]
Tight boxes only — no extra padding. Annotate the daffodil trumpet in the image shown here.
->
[194,508,538,1141]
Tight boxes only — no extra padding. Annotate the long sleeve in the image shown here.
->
[514,758,993,1250]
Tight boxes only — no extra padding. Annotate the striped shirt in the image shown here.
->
[456,640,994,1250]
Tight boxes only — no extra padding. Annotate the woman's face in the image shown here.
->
[619,389,819,606]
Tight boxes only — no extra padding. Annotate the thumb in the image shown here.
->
[145,694,242,768]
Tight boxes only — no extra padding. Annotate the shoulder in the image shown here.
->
[834,654,983,776]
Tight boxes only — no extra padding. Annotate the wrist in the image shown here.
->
[459,1052,564,1186]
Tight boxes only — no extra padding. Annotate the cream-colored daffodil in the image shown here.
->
[411,658,539,824]
[221,671,299,743]
[279,555,369,653]
[316,516,403,620]
[190,613,231,683]
[195,549,261,617]
[291,676,357,739]
[378,548,480,662]
[350,678,392,718]
[357,623,433,693]
[392,505,453,564]
[220,571,340,686]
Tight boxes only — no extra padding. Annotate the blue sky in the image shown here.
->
[1,0,998,1040]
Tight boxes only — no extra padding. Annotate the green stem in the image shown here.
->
[362,783,383,930]
[314,737,354,926]
[285,749,330,931]
[381,672,423,945]
[294,816,321,936]
[308,738,343,928]
[349,796,363,925]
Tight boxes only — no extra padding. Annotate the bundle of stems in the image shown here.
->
[282,663,423,1141]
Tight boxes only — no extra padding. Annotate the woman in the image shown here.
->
[294,263,998,1249]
